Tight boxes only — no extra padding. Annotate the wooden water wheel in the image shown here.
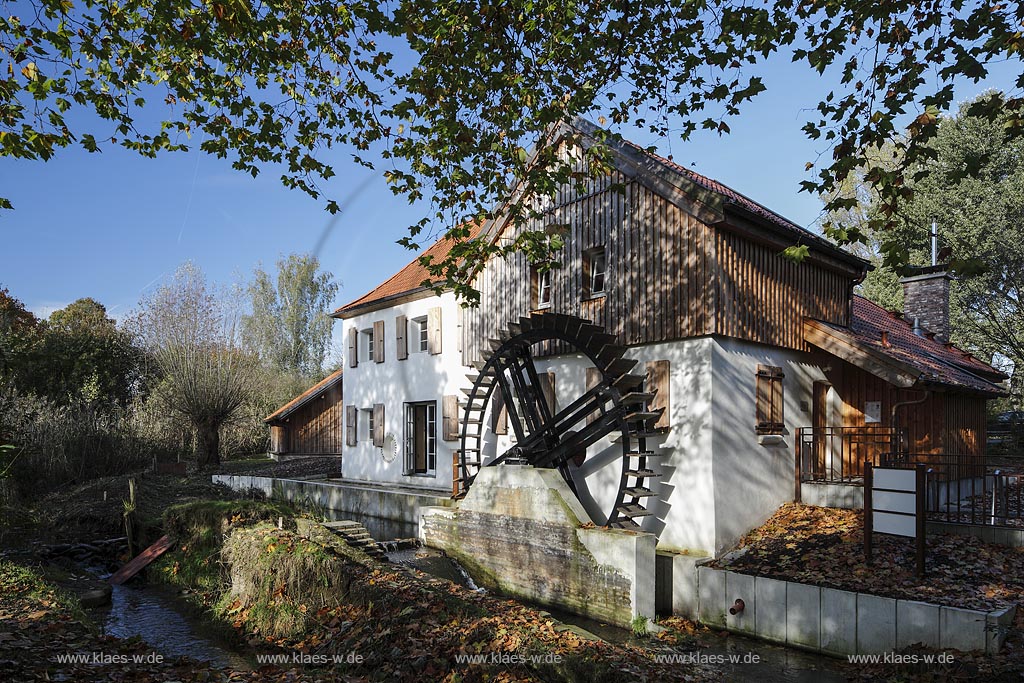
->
[457,312,663,529]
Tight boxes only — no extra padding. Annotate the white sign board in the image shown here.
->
[864,400,882,424]
[870,467,918,539]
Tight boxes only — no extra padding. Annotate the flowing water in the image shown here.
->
[96,580,252,670]
[387,547,852,683]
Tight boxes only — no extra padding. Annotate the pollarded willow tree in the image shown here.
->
[130,262,257,468]
[4,1,1024,297]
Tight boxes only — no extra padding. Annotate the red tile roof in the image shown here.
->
[841,296,1006,394]
[264,369,343,423]
[333,224,482,316]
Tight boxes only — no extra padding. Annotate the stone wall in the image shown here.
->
[420,465,655,627]
[901,270,951,341]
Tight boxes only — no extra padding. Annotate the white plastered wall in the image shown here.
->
[341,291,467,492]
[709,336,828,555]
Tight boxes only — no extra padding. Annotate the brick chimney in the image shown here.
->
[900,265,951,342]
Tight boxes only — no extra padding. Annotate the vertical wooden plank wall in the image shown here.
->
[282,383,345,455]
[461,142,855,364]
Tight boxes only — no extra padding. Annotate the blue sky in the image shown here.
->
[2,52,1018,324]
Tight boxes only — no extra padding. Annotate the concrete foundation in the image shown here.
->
[420,465,656,628]
[668,558,1014,655]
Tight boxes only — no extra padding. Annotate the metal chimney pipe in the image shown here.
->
[931,221,938,266]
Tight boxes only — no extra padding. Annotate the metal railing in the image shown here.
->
[796,426,906,484]
[882,452,1024,528]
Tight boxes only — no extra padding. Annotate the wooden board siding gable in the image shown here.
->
[460,138,863,365]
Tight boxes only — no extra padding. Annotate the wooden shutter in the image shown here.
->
[491,391,508,435]
[442,395,459,441]
[428,306,442,355]
[373,320,385,363]
[346,405,357,445]
[756,365,785,434]
[645,360,671,430]
[373,403,384,446]
[347,327,358,368]
[539,372,556,415]
[585,367,602,425]
[396,314,408,360]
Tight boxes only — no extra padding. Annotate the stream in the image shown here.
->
[387,545,852,683]
[90,570,252,670]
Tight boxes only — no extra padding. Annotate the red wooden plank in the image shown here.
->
[107,535,174,585]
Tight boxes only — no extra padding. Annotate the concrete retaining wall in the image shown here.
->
[420,465,656,628]
[211,475,454,535]
[668,555,1014,655]
[927,521,1024,547]
[800,483,864,509]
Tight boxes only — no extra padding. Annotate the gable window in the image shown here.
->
[583,247,607,299]
[413,316,429,352]
[361,328,374,362]
[361,407,374,442]
[531,265,552,310]
[755,365,785,435]
[404,401,437,475]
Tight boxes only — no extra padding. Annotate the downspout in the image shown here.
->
[890,389,930,455]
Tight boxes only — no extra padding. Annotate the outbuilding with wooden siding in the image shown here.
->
[264,370,344,457]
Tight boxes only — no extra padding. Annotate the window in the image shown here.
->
[404,401,437,475]
[584,247,607,298]
[361,328,374,362]
[531,265,552,310]
[413,316,429,352]
[361,407,374,442]
[755,365,785,435]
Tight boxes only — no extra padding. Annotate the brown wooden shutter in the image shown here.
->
[585,367,602,425]
[755,365,785,434]
[373,320,385,363]
[442,395,459,441]
[346,405,357,445]
[347,327,358,368]
[491,391,508,435]
[396,314,408,360]
[428,306,442,355]
[645,360,671,430]
[539,372,556,415]
[373,403,384,446]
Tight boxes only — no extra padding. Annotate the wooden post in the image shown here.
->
[916,463,926,578]
[794,428,802,503]
[452,451,460,498]
[863,460,873,566]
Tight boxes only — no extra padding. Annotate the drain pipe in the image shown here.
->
[890,390,929,454]
[729,599,745,616]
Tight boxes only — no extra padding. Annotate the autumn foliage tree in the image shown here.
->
[3,1,1023,297]
[130,263,257,468]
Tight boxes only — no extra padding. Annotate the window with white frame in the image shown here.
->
[531,265,552,310]
[361,328,374,362]
[585,247,607,297]
[361,407,374,442]
[404,401,437,475]
[413,316,429,352]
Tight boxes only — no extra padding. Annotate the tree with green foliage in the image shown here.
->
[0,287,38,383]
[837,92,1024,404]
[32,298,141,407]
[130,263,258,468]
[242,254,338,379]
[3,1,1023,297]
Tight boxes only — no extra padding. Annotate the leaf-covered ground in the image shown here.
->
[715,503,1024,612]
